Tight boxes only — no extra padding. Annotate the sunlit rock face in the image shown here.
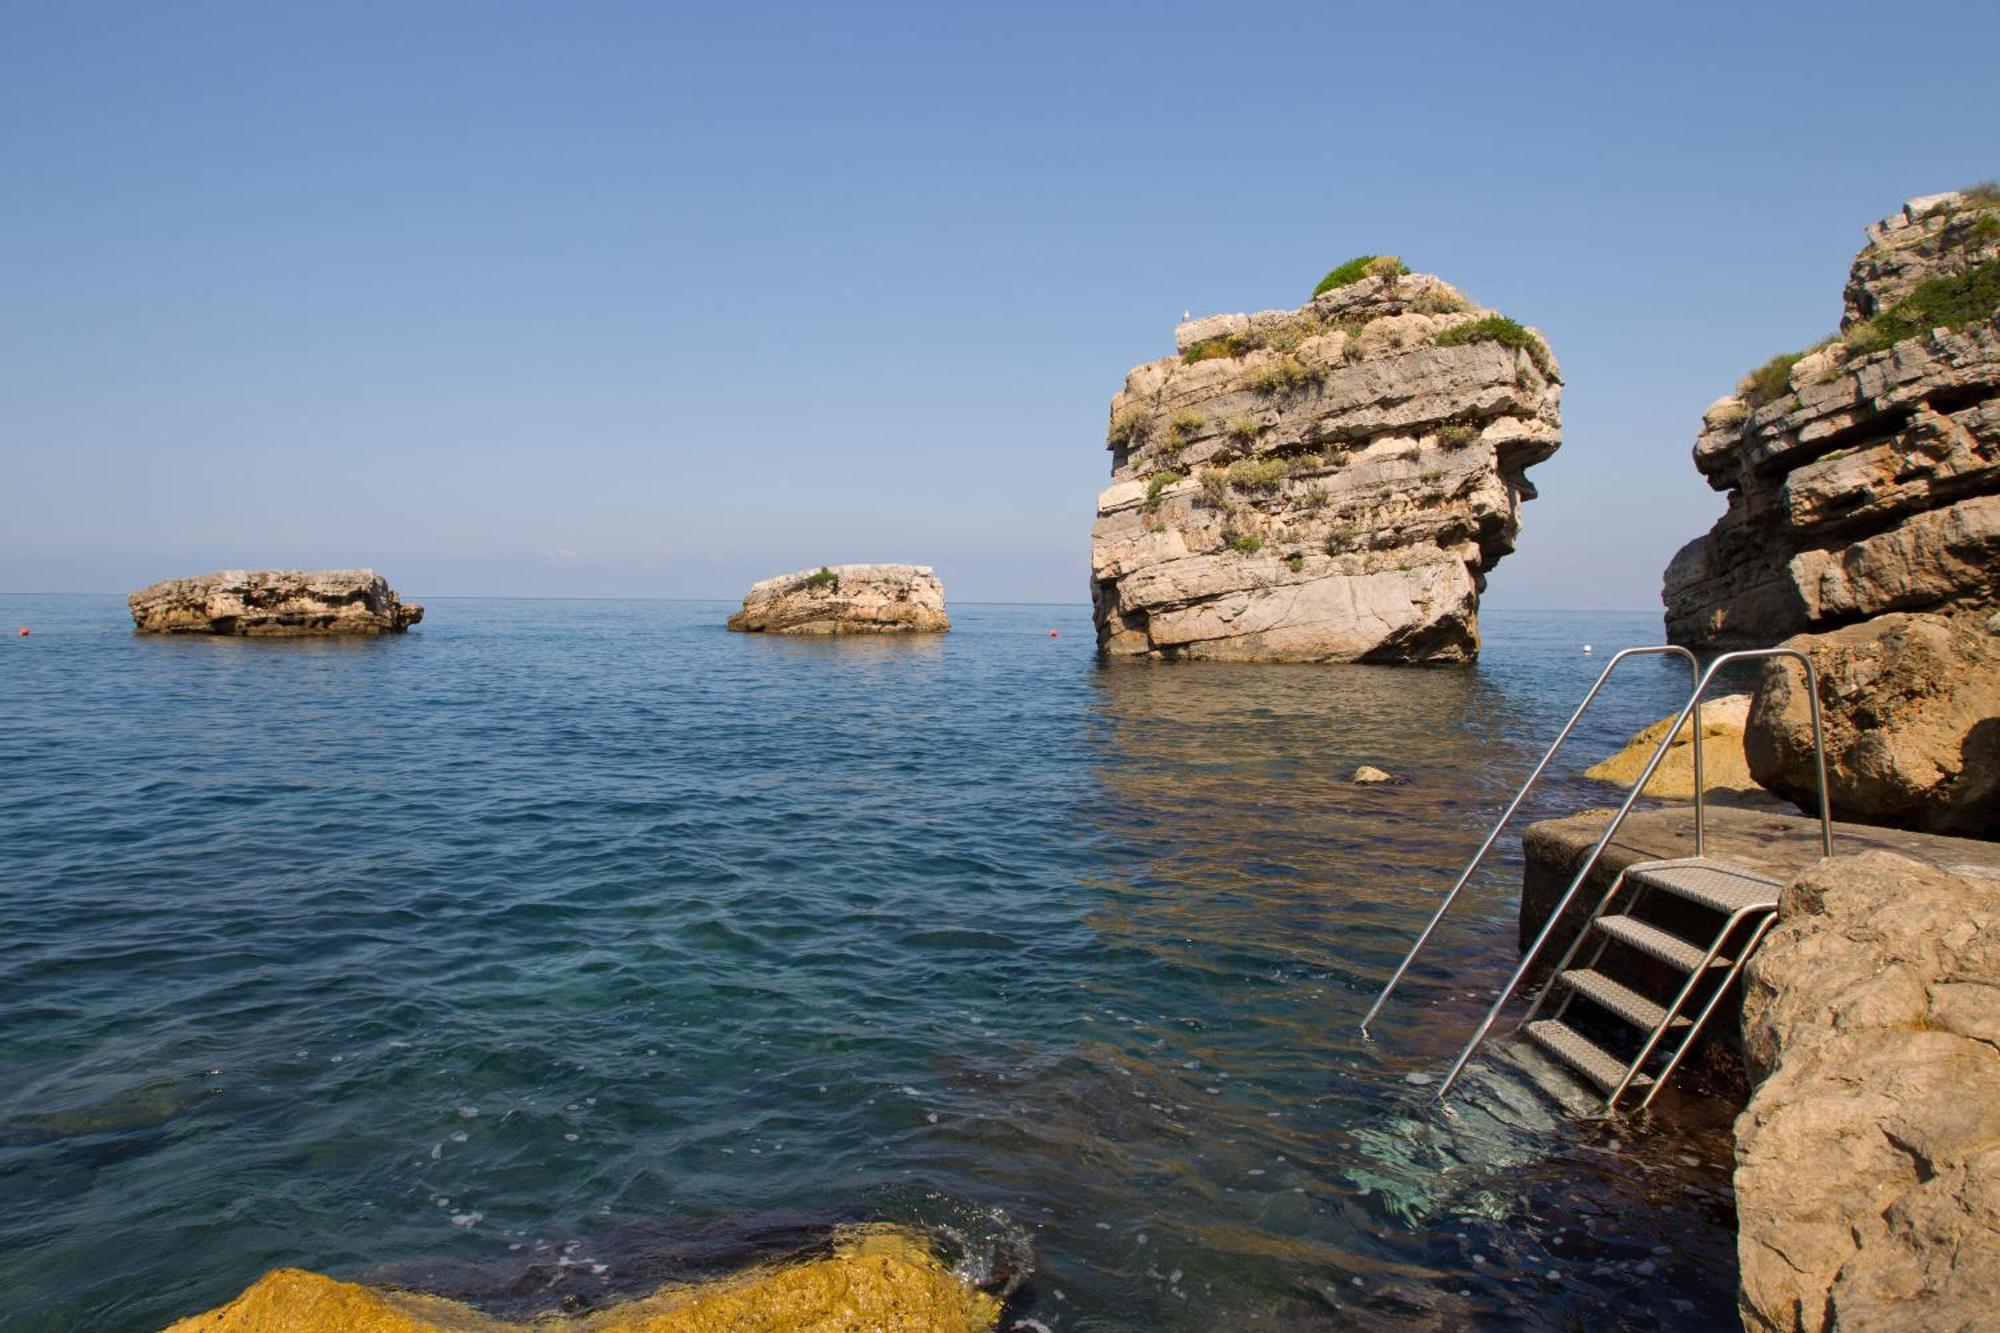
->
[162,1225,1001,1332]
[1089,270,1559,662]
[1735,851,2000,1333]
[727,564,949,634]
[128,569,423,635]
[1663,190,2000,648]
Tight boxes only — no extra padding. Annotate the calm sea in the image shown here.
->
[0,596,1743,1331]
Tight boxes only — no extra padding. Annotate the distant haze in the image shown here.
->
[3,3,1995,611]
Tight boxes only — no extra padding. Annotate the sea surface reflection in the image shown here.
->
[0,597,1737,1330]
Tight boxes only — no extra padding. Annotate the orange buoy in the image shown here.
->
[15,627,26,636]
[1048,630,1059,637]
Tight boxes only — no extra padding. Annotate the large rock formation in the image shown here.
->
[726,564,949,634]
[1734,851,2000,1333]
[1747,612,2000,838]
[1664,189,2000,646]
[1090,262,1560,661]
[1661,186,2000,838]
[129,569,422,636]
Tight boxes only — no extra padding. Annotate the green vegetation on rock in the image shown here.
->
[1223,530,1263,554]
[1225,457,1287,493]
[1844,259,2000,356]
[1312,254,1409,298]
[1141,469,1184,513]
[1245,355,1324,397]
[1107,403,1151,448]
[1741,350,1807,406]
[803,566,839,589]
[1435,315,1555,376]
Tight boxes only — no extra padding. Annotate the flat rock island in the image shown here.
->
[726,563,950,634]
[1090,258,1560,662]
[128,569,423,636]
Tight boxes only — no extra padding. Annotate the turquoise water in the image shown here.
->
[0,598,1742,1330]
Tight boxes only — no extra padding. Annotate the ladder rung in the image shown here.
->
[1559,968,1688,1032]
[1526,1018,1652,1094]
[1594,915,1721,972]
[1626,858,1782,914]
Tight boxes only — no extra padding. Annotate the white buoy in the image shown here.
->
[1583,644,1594,654]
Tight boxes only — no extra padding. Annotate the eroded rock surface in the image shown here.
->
[129,569,422,636]
[1734,851,2000,1333]
[1747,612,2000,838]
[163,1225,1001,1332]
[1091,268,1559,661]
[1583,693,1765,803]
[726,564,949,634]
[1664,190,2000,647]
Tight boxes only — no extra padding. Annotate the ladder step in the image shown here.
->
[1526,1018,1652,1094]
[1626,857,1782,914]
[1595,914,1722,972]
[1559,968,1688,1032]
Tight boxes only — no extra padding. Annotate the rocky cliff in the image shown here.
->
[1090,260,1560,662]
[1663,189,2000,646]
[726,564,949,634]
[1660,187,2000,838]
[129,569,422,635]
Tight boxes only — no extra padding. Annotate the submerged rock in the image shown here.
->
[1735,851,2000,1333]
[1583,693,1765,803]
[1746,612,1999,839]
[1663,189,2000,648]
[163,1225,1000,1332]
[1090,265,1560,662]
[1350,765,1397,785]
[129,569,422,636]
[727,564,949,635]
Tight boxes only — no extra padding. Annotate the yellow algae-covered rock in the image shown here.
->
[163,1225,1001,1333]
[1584,693,1764,802]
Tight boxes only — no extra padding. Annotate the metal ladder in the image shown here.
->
[1360,647,1833,1113]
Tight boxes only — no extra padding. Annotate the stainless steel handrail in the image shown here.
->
[1431,645,1834,1104]
[1357,645,1700,1038]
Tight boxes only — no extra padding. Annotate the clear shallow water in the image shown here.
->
[0,597,1743,1331]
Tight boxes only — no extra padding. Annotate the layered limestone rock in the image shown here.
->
[1090,265,1560,661]
[1734,851,2000,1333]
[1746,612,2000,838]
[163,1225,1002,1331]
[1663,189,2000,646]
[726,564,949,634]
[128,569,422,635]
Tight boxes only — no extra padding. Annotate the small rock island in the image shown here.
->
[129,569,423,636]
[1090,257,1560,662]
[726,564,950,634]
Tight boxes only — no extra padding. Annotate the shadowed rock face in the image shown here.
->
[1663,191,2000,648]
[1089,271,1559,663]
[726,564,949,634]
[128,569,422,635]
[1735,851,2000,1333]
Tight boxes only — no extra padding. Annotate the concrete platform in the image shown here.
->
[1521,803,2000,961]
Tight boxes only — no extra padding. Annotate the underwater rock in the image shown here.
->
[162,1225,1000,1332]
[129,569,422,636]
[1351,765,1397,784]
[727,565,950,634]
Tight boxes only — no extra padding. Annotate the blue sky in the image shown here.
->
[3,2,1994,608]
